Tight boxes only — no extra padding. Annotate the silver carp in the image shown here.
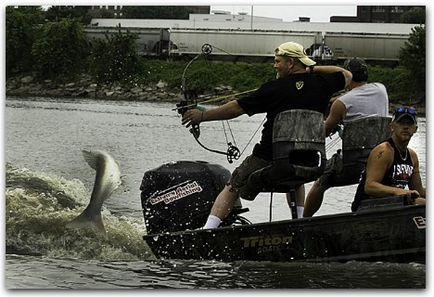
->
[66,150,121,233]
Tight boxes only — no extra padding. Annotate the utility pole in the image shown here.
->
[250,5,253,30]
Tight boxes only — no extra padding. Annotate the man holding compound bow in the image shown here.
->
[182,41,352,229]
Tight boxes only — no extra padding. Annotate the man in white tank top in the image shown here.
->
[301,58,389,217]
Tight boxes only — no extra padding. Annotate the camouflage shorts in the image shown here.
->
[228,155,271,192]
[317,150,365,188]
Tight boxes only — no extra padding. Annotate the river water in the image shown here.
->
[4,96,427,289]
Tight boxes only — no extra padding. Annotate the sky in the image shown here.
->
[209,5,357,22]
[4,1,426,23]
[207,0,426,23]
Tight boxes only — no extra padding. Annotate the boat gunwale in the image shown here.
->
[143,204,425,238]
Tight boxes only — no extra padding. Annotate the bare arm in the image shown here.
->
[409,149,426,197]
[182,100,245,127]
[364,143,420,197]
[324,99,346,136]
[311,65,353,89]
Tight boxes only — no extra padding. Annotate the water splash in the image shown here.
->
[5,163,155,261]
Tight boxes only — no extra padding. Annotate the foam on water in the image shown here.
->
[5,163,155,261]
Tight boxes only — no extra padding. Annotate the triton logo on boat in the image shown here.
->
[149,180,203,205]
[240,234,293,248]
[413,216,426,229]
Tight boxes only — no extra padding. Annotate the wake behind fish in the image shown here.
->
[5,163,154,261]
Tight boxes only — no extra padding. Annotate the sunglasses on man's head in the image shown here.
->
[394,107,417,116]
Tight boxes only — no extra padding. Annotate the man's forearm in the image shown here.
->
[312,65,352,88]
[203,100,245,122]
[312,65,345,74]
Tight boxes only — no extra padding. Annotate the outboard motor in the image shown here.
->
[140,161,249,234]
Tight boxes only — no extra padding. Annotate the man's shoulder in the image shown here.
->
[409,147,419,159]
[344,82,387,97]
[374,140,394,153]
[367,82,387,90]
[369,82,385,86]
[370,141,394,160]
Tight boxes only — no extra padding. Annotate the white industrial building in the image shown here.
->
[90,12,417,35]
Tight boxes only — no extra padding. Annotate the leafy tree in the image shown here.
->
[6,6,45,76]
[86,8,116,20]
[45,5,122,24]
[399,25,425,103]
[31,19,90,79]
[400,7,425,24]
[89,29,143,84]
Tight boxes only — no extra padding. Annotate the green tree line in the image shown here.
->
[6,6,426,104]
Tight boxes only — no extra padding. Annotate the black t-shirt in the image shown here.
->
[237,72,345,160]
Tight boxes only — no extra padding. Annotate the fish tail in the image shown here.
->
[66,211,106,234]
[82,149,99,170]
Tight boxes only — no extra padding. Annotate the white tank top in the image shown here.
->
[339,82,389,123]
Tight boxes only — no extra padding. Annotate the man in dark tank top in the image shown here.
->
[352,106,426,211]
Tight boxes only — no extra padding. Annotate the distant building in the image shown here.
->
[188,6,210,15]
[91,5,123,18]
[329,16,359,23]
[331,5,425,23]
[90,5,209,19]
[357,6,424,23]
[297,17,311,22]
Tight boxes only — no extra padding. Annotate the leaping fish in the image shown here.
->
[66,150,121,233]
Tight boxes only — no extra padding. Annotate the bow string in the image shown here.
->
[176,43,259,164]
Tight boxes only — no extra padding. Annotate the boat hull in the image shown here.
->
[144,205,425,263]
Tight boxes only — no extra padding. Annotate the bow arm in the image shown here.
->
[202,100,245,122]
[182,100,245,127]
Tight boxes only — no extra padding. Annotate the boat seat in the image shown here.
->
[342,116,392,166]
[239,109,326,219]
[328,116,392,188]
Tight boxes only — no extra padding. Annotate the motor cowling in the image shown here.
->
[140,161,245,234]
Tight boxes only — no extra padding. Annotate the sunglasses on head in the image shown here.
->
[394,107,417,116]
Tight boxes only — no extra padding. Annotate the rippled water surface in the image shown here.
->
[4,97,427,289]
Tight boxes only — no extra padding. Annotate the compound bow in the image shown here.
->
[176,43,245,163]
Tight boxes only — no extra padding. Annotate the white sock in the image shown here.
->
[297,206,304,218]
[203,215,222,229]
